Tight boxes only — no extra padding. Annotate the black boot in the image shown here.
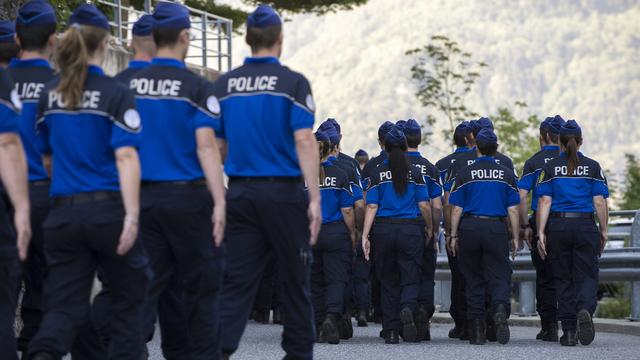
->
[577,309,595,345]
[322,313,341,344]
[400,307,418,342]
[468,319,486,345]
[485,314,496,342]
[536,328,546,340]
[448,325,461,339]
[253,310,270,324]
[339,313,353,340]
[272,308,282,324]
[493,304,510,345]
[415,305,428,342]
[542,321,559,342]
[560,329,577,346]
[458,323,470,341]
[28,353,56,360]
[357,310,368,327]
[385,329,400,344]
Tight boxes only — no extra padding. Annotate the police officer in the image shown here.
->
[361,125,433,344]
[312,130,356,344]
[402,119,443,341]
[7,1,57,352]
[518,115,565,341]
[0,21,19,67]
[435,120,474,339]
[355,149,369,171]
[449,128,520,345]
[27,5,150,359]
[129,2,227,359]
[536,120,609,347]
[213,5,320,359]
[114,14,156,83]
[0,66,31,360]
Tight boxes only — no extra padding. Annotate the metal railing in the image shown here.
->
[434,210,640,321]
[97,0,233,73]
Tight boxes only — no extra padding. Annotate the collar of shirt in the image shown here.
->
[128,60,150,69]
[322,160,333,167]
[542,145,560,151]
[559,151,584,158]
[88,65,105,76]
[475,156,496,163]
[8,58,51,69]
[151,57,186,68]
[327,155,338,163]
[454,146,472,153]
[244,56,280,65]
[407,151,422,158]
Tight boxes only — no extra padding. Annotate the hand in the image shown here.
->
[307,200,322,246]
[445,235,452,254]
[511,237,519,261]
[450,235,458,257]
[434,236,440,254]
[212,203,226,247]
[537,232,547,260]
[524,227,533,249]
[599,230,607,257]
[13,208,31,261]
[362,235,371,261]
[117,215,138,256]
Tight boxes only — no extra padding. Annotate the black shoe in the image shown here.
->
[493,304,510,345]
[357,310,368,327]
[272,308,282,324]
[28,353,56,360]
[253,310,270,324]
[458,325,470,341]
[415,305,428,341]
[322,314,341,344]
[577,309,595,345]
[469,319,486,345]
[142,345,149,360]
[379,328,388,339]
[485,315,497,342]
[400,307,418,342]
[339,314,353,340]
[385,329,400,344]
[560,330,577,346]
[542,322,559,342]
[448,326,461,339]
[316,328,327,343]
[536,329,546,340]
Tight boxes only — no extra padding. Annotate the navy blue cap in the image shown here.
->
[69,4,110,31]
[547,115,566,135]
[0,21,15,44]
[153,1,191,30]
[318,121,340,145]
[559,119,581,136]
[472,117,494,136]
[378,121,394,141]
[476,128,498,145]
[315,131,330,142]
[132,14,154,36]
[355,149,368,158]
[247,4,282,28]
[17,0,57,26]
[403,119,421,136]
[327,118,341,134]
[540,117,552,131]
[385,125,407,147]
[395,120,407,131]
[454,121,471,136]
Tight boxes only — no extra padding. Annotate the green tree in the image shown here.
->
[406,35,487,144]
[490,102,539,173]
[620,154,640,210]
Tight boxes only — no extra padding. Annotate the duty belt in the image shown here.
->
[54,191,119,206]
[142,179,206,187]
[228,176,302,184]
[375,217,422,225]
[464,214,506,222]
[550,212,594,219]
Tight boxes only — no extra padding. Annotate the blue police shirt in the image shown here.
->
[444,150,515,192]
[211,57,315,177]
[130,58,219,181]
[114,60,149,84]
[435,146,474,185]
[319,160,354,223]
[449,156,520,217]
[0,68,20,134]
[365,161,429,218]
[537,152,609,213]
[407,151,443,200]
[518,145,560,211]
[36,65,141,196]
[7,58,56,181]
[361,151,387,190]
[329,155,363,201]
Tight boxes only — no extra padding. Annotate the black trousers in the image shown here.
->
[529,216,557,325]
[446,250,466,327]
[351,238,370,312]
[546,217,599,331]
[458,218,512,320]
[28,198,151,359]
[418,226,437,311]
[253,253,278,315]
[0,194,19,360]
[220,181,314,360]
[140,184,224,360]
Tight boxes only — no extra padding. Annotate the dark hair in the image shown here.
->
[384,138,409,196]
[153,27,183,49]
[406,133,421,148]
[318,140,332,183]
[16,23,56,51]
[477,142,498,157]
[453,132,467,147]
[0,43,20,64]
[465,133,475,146]
[55,25,108,109]
[560,134,582,175]
[245,25,282,52]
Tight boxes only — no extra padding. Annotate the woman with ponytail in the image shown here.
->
[28,5,150,359]
[536,119,609,347]
[310,130,356,345]
[361,125,432,344]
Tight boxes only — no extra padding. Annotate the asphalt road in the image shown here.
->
[143,320,639,360]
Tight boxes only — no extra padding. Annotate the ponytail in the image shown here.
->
[560,134,582,175]
[55,25,108,109]
[318,140,332,183]
[386,143,409,196]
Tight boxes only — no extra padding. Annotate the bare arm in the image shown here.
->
[536,195,552,259]
[295,129,321,245]
[594,195,608,256]
[217,138,228,163]
[361,203,378,261]
[354,199,365,233]
[431,197,442,243]
[507,204,520,260]
[341,207,357,250]
[42,154,52,178]
[418,200,433,243]
[196,128,227,246]
[0,133,31,260]
[448,205,463,256]
[115,146,140,256]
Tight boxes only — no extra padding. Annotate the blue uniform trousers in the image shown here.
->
[351,240,370,313]
[0,194,19,360]
[446,250,466,328]
[458,217,512,320]
[311,222,352,325]
[28,197,151,359]
[546,217,599,331]
[220,180,314,360]
[140,184,224,360]
[529,216,557,325]
[372,221,423,331]
[418,240,437,311]
[254,253,278,316]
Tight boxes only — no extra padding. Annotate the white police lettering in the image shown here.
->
[380,170,393,181]
[554,165,590,176]
[470,169,505,180]
[544,158,553,164]
[48,90,100,109]
[467,160,475,165]
[320,177,337,187]
[415,164,428,175]
[15,82,44,100]
[228,76,278,93]
[131,78,181,97]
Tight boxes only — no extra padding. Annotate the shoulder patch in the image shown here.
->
[206,95,221,115]
[305,94,316,112]
[10,89,22,111]
[123,109,141,130]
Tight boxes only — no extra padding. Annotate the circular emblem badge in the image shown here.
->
[306,94,316,112]
[207,96,220,115]
[123,109,141,129]
[10,89,22,111]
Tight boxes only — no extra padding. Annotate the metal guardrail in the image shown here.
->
[97,0,233,73]
[434,210,640,321]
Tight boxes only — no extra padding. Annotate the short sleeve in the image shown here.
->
[591,163,610,198]
[0,70,20,134]
[413,170,429,203]
[339,176,355,209]
[536,164,554,197]
[506,175,520,207]
[34,90,51,153]
[194,78,221,131]
[518,160,536,191]
[426,167,443,199]
[448,175,468,209]
[290,75,315,131]
[110,87,142,150]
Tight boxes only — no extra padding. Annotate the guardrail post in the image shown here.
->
[144,0,151,13]
[217,20,222,71]
[631,211,640,321]
[438,280,451,312]
[201,13,208,69]
[227,21,233,71]
[517,281,536,316]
